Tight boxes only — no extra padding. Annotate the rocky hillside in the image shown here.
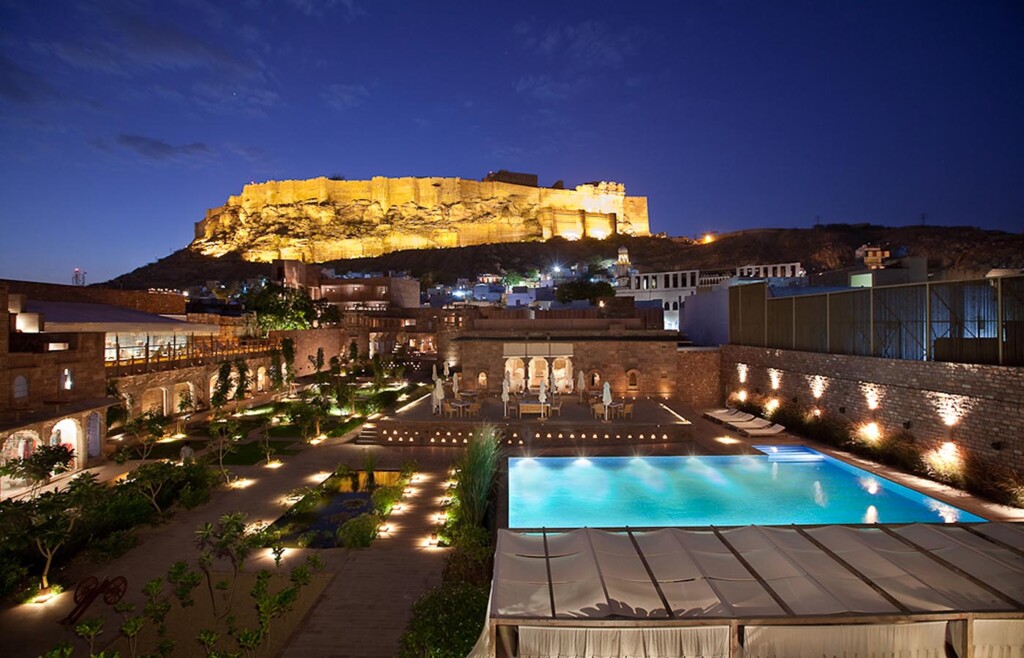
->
[104,224,1023,290]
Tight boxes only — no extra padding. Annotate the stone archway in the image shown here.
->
[1,430,41,490]
[50,417,83,470]
[256,366,268,393]
[626,369,641,395]
[587,370,603,391]
[505,358,525,393]
[527,357,549,390]
[141,388,167,415]
[172,382,197,416]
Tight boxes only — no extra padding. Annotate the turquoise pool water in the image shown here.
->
[507,446,986,528]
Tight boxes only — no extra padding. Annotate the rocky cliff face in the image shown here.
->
[191,176,650,262]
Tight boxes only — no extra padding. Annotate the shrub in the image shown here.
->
[89,529,138,563]
[397,582,489,658]
[370,485,403,516]
[451,425,502,531]
[443,525,493,586]
[336,513,380,548]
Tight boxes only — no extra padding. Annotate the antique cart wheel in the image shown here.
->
[74,576,99,604]
[104,576,128,604]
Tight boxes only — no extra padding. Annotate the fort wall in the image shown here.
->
[193,176,650,263]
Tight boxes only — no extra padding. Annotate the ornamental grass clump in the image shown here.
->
[450,425,502,531]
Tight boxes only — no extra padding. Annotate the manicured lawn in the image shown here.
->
[221,439,303,465]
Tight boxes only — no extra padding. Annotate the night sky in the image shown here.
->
[1,0,1021,284]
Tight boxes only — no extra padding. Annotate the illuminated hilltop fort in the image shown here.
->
[192,171,650,262]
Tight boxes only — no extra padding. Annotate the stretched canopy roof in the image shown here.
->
[492,524,1024,621]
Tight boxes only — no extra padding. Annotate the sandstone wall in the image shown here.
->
[676,348,721,410]
[193,176,650,263]
[456,337,677,397]
[1,279,186,314]
[271,328,352,378]
[720,345,1024,468]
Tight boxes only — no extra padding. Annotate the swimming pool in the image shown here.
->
[507,446,985,528]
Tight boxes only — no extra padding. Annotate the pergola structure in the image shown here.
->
[475,523,1024,658]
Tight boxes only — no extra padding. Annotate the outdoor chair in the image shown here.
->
[442,401,457,419]
[592,403,605,419]
[619,403,634,419]
[741,423,787,437]
[549,399,563,417]
[467,401,482,417]
[726,417,773,431]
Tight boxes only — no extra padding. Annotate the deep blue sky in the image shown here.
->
[1,0,1022,284]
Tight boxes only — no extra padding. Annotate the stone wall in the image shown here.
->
[456,337,678,398]
[676,348,721,410]
[2,332,107,414]
[721,345,1024,467]
[1,279,186,314]
[272,328,352,378]
[192,176,650,262]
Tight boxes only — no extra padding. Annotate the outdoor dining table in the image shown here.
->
[518,401,549,418]
[451,400,471,416]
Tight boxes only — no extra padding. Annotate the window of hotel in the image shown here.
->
[13,375,28,399]
[626,370,640,392]
[664,274,670,287]
[478,371,488,388]
[664,302,670,310]
[61,368,73,391]
[672,301,678,310]
[672,273,679,288]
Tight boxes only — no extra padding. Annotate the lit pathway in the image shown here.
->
[280,471,450,658]
[0,433,453,658]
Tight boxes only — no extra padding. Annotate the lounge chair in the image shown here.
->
[705,410,754,424]
[740,424,787,437]
[726,417,773,430]
[703,409,742,421]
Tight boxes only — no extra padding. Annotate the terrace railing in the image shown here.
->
[729,274,1024,366]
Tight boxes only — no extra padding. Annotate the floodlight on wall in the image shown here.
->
[807,374,829,400]
[768,368,782,391]
[737,363,748,384]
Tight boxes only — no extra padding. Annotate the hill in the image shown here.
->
[104,225,1023,290]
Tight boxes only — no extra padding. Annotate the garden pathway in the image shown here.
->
[0,431,454,658]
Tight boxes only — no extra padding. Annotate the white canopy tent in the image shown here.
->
[474,524,1024,658]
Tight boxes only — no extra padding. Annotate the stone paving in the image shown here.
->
[0,429,456,658]
[5,400,1022,658]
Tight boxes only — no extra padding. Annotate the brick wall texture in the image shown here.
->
[272,328,352,378]
[675,348,721,410]
[721,345,1024,467]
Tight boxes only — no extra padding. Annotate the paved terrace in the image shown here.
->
[360,394,695,449]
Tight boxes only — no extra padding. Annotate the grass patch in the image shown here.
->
[221,440,302,465]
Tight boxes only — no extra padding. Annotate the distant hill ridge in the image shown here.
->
[104,225,1023,290]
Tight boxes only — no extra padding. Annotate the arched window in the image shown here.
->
[12,375,28,399]
[589,371,602,388]
[627,369,641,392]
[477,371,488,388]
[672,301,678,310]
[664,302,670,310]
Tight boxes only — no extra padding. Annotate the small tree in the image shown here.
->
[210,361,234,411]
[125,461,177,516]
[233,359,251,403]
[124,410,168,462]
[281,338,296,390]
[0,444,75,497]
[347,339,358,363]
[30,473,101,589]
[268,348,284,391]
[257,420,276,465]
[207,418,241,484]
[195,513,259,618]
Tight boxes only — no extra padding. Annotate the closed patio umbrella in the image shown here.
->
[577,371,586,402]
[453,372,460,397]
[602,381,612,421]
[444,361,450,379]
[550,368,557,396]
[432,363,438,382]
[538,377,547,405]
[434,377,445,413]
[501,379,510,418]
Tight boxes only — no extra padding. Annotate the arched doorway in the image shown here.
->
[50,418,82,470]
[1,430,41,489]
[552,357,573,394]
[477,371,488,390]
[505,358,525,393]
[587,370,603,391]
[141,388,166,415]
[172,382,196,415]
[256,366,267,393]
[87,412,102,458]
[527,357,549,391]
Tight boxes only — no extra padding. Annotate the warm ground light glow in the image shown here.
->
[228,478,255,489]
[702,233,715,244]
